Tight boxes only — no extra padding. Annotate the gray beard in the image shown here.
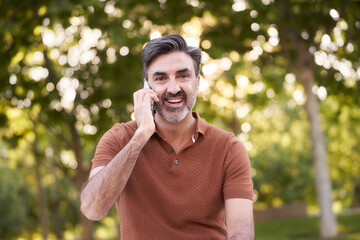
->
[154,98,196,123]
[154,86,198,123]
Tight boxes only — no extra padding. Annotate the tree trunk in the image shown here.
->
[33,127,49,240]
[44,50,94,239]
[68,117,94,240]
[49,151,63,240]
[80,214,95,240]
[296,43,338,238]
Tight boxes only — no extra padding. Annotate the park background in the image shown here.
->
[0,0,359,239]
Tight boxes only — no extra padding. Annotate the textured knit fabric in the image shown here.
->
[91,112,253,240]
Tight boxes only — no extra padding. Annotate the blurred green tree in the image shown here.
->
[0,167,36,239]
[1,0,359,239]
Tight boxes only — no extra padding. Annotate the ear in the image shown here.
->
[195,75,201,94]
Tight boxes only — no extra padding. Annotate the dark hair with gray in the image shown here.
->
[141,34,202,80]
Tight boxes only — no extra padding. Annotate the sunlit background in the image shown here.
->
[1,0,360,239]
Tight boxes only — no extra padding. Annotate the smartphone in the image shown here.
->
[143,81,155,111]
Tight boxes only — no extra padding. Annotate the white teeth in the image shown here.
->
[167,99,182,103]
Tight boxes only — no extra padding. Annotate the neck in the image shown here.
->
[154,112,196,150]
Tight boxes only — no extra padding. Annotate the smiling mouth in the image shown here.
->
[166,98,183,103]
[164,97,185,108]
[161,91,187,108]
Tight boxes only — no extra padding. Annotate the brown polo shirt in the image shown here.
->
[91,112,253,239]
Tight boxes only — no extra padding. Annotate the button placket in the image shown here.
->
[169,155,180,169]
[167,146,178,168]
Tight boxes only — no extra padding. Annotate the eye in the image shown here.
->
[178,74,189,79]
[155,76,166,81]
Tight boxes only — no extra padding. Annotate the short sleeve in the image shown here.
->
[222,136,253,200]
[91,123,134,171]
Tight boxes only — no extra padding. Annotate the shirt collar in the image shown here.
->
[192,111,207,137]
[154,111,207,141]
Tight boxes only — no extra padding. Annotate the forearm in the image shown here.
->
[80,128,152,220]
[226,199,254,240]
[228,229,254,240]
[227,219,254,240]
[228,220,254,240]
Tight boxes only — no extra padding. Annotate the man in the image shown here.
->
[80,34,254,239]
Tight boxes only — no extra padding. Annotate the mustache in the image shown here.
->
[162,91,187,100]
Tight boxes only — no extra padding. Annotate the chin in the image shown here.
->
[159,108,190,123]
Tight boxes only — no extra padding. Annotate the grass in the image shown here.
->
[96,212,360,240]
[255,213,360,240]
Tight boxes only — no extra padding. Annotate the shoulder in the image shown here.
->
[106,120,137,142]
[111,120,137,134]
[196,115,243,157]
[200,118,236,143]
[91,120,137,170]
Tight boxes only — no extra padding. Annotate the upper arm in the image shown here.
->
[223,137,253,200]
[225,198,254,240]
[90,123,134,172]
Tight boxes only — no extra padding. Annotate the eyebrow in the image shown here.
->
[176,68,192,74]
[151,68,192,78]
[152,71,167,77]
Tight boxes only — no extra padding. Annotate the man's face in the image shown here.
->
[147,51,200,123]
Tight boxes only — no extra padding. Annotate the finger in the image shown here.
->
[140,89,159,103]
[134,91,151,112]
[133,91,141,108]
[143,94,153,107]
[134,89,148,106]
[150,93,159,102]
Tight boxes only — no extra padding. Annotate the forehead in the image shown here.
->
[148,51,194,75]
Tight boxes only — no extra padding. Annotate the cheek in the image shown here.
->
[184,82,198,94]
[152,86,166,98]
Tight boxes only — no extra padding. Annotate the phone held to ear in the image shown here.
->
[143,81,155,111]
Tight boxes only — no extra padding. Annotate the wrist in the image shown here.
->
[134,126,154,143]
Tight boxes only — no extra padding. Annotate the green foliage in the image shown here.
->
[322,96,360,208]
[249,100,315,206]
[255,213,360,240]
[0,0,359,237]
[46,176,80,233]
[0,167,35,239]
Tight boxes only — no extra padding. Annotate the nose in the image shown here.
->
[167,77,181,94]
